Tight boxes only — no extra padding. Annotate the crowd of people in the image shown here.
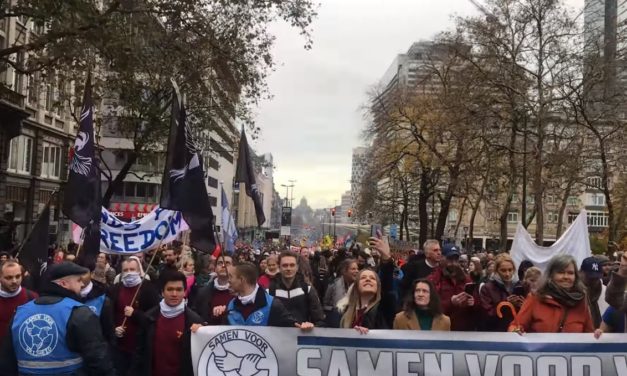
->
[0,235,624,375]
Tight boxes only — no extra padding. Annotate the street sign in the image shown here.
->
[390,224,398,240]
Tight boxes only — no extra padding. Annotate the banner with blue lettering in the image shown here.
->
[192,326,627,376]
[73,206,188,254]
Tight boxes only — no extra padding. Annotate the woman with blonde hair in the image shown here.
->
[479,253,525,331]
[334,237,396,334]
[179,256,195,298]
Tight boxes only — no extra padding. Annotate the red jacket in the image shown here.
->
[509,293,595,333]
[428,268,478,331]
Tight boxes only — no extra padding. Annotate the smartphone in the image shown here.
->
[513,285,526,296]
[464,283,477,295]
[370,224,383,239]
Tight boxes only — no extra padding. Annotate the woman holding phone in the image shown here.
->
[334,236,396,333]
[479,253,525,331]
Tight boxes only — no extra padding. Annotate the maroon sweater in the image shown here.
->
[0,289,37,343]
[209,289,234,324]
[115,285,140,354]
[152,313,185,376]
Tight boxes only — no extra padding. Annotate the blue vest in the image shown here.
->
[227,292,273,326]
[84,295,106,317]
[12,298,84,374]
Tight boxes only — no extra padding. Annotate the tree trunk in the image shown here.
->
[418,169,430,247]
[556,181,574,238]
[102,151,138,207]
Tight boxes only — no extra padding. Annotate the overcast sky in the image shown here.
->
[253,0,584,210]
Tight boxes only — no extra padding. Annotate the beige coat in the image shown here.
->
[393,310,451,331]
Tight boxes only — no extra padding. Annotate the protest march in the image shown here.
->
[3,0,627,375]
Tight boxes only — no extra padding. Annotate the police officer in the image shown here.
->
[0,262,116,376]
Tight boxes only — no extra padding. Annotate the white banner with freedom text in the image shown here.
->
[73,206,188,254]
[192,326,627,376]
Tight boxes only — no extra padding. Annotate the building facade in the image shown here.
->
[0,15,77,250]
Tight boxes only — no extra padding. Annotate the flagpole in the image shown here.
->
[14,190,58,259]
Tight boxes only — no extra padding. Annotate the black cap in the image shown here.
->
[47,262,89,280]
[580,257,602,279]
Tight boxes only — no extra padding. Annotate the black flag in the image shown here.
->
[159,81,215,252]
[63,73,101,228]
[235,128,266,227]
[17,205,50,287]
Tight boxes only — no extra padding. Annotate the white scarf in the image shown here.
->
[80,282,93,298]
[238,284,259,305]
[0,286,22,298]
[214,278,230,291]
[159,299,186,318]
[122,272,142,288]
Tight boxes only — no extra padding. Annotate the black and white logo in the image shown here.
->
[197,329,278,376]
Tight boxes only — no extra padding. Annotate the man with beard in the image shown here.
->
[193,255,235,324]
[0,260,37,344]
[428,244,478,331]
[580,256,608,328]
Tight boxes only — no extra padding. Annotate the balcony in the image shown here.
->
[0,85,25,107]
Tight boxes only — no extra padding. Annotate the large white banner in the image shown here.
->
[511,210,591,271]
[73,206,188,254]
[192,326,627,376]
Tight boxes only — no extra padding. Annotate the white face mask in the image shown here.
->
[122,272,142,287]
[80,281,93,297]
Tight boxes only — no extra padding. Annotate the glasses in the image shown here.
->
[217,261,232,267]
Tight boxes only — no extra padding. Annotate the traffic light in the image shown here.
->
[347,209,352,217]
[331,207,336,216]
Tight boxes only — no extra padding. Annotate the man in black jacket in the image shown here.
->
[79,271,115,346]
[400,239,441,299]
[0,262,116,376]
[133,271,203,376]
[268,251,325,327]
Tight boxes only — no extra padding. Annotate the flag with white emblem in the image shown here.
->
[159,81,215,252]
[62,72,101,228]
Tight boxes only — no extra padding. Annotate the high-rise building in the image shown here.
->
[340,191,352,223]
[350,147,368,215]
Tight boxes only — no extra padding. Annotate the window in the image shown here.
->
[547,211,559,224]
[27,73,39,105]
[511,194,519,203]
[41,143,61,179]
[588,193,606,206]
[207,176,218,189]
[448,209,458,222]
[12,52,24,94]
[45,83,54,111]
[568,212,580,224]
[546,195,556,204]
[567,196,579,206]
[587,176,604,189]
[587,211,609,227]
[209,195,217,207]
[507,211,519,223]
[125,182,136,197]
[8,135,33,174]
